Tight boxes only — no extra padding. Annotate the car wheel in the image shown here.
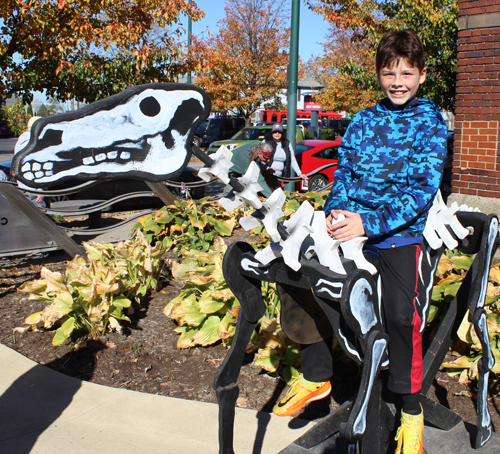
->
[50,195,70,203]
[309,174,329,192]
[192,135,202,147]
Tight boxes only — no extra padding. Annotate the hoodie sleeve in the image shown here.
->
[359,118,447,239]
[323,115,362,214]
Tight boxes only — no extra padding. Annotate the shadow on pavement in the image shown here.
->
[0,344,103,453]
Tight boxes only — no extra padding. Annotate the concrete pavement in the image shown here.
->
[0,344,314,454]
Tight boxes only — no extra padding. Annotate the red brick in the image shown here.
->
[478,190,500,198]
[471,121,491,128]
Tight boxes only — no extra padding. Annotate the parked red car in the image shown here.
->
[295,139,341,192]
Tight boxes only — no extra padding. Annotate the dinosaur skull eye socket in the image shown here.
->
[139,96,161,117]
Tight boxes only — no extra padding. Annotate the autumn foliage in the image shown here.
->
[307,0,458,113]
[191,0,290,122]
[0,0,204,105]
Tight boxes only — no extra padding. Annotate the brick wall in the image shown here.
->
[454,1,500,197]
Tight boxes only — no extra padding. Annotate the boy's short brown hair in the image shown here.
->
[376,29,425,74]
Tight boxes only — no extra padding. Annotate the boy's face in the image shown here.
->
[377,58,427,107]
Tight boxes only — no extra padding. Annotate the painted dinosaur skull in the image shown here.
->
[12,83,211,188]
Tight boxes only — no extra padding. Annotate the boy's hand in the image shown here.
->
[326,210,365,241]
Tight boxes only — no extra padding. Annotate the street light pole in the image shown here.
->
[285,0,300,192]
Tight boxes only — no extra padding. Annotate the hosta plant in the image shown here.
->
[435,253,500,381]
[164,237,241,348]
[133,198,248,255]
[17,231,166,346]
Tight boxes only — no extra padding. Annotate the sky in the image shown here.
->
[33,1,330,104]
[184,0,331,62]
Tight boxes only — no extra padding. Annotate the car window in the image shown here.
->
[294,144,314,155]
[312,147,339,159]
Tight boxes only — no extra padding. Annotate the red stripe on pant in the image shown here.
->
[410,245,423,393]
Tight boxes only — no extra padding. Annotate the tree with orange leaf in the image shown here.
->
[191,0,290,123]
[307,0,458,113]
[0,0,204,106]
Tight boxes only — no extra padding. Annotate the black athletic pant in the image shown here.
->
[301,243,435,394]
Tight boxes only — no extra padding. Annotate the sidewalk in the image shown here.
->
[0,344,314,454]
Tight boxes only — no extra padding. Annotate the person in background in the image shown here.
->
[263,123,307,181]
[224,142,279,197]
[14,116,46,208]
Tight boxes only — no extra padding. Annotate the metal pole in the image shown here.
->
[187,13,192,85]
[285,0,300,193]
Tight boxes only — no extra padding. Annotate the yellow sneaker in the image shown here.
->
[273,376,331,417]
[394,408,424,454]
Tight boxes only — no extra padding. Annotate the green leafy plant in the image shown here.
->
[164,237,240,348]
[17,230,166,345]
[133,198,247,255]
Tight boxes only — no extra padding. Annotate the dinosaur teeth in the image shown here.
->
[82,151,131,166]
[43,163,53,170]
[24,172,35,181]
[22,163,31,172]
[32,162,42,171]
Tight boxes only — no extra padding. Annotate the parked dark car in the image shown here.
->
[192,116,246,147]
[0,122,11,137]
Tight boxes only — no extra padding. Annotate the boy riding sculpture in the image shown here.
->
[272,30,447,454]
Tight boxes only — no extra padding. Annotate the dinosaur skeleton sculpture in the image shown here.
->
[12,84,211,188]
[200,148,499,453]
[10,84,497,453]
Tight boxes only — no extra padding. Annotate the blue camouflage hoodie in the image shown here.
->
[323,97,447,248]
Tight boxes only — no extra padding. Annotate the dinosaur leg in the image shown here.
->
[215,242,266,454]
[340,330,389,445]
[465,215,498,448]
[472,310,494,448]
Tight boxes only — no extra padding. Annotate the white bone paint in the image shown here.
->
[19,89,204,183]
[352,338,387,435]
[350,278,377,335]
[478,218,499,309]
[302,211,346,274]
[198,145,232,184]
[239,188,286,242]
[340,237,378,275]
[219,162,263,211]
[241,257,270,276]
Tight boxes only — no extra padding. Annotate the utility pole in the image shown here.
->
[187,9,192,85]
[285,0,300,192]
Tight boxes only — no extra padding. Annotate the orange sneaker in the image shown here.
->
[273,376,331,417]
